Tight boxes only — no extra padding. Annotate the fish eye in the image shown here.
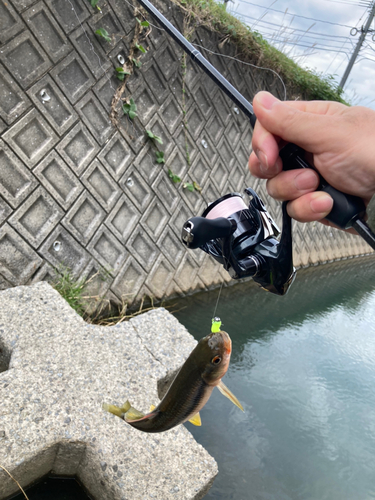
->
[211,355,222,365]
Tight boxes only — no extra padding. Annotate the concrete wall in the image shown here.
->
[0,0,372,308]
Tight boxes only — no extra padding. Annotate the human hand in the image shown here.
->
[248,91,375,227]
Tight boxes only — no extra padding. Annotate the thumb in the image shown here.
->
[253,92,336,152]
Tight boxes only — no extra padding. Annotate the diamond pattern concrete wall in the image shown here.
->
[0,0,372,308]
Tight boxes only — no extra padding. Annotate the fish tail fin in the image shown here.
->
[102,402,126,419]
[217,380,244,412]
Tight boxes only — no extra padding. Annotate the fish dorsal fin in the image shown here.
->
[217,380,244,412]
[150,404,156,411]
[125,406,146,421]
[188,413,202,426]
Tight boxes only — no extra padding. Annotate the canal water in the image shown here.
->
[172,255,375,500]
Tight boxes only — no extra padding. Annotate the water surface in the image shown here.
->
[173,256,375,500]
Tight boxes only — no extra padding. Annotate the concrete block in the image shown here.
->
[170,201,192,238]
[104,194,140,244]
[75,92,113,146]
[118,114,147,154]
[110,255,146,302]
[178,177,204,215]
[225,117,241,149]
[0,118,6,135]
[28,74,78,135]
[45,0,90,34]
[107,0,136,35]
[186,104,205,139]
[213,91,231,125]
[159,94,183,134]
[29,261,56,285]
[145,255,174,299]
[217,136,235,169]
[8,186,64,249]
[62,191,106,245]
[2,108,58,167]
[39,225,89,275]
[151,169,179,214]
[134,143,160,184]
[0,0,24,44]
[206,113,225,145]
[146,114,174,156]
[211,160,229,192]
[87,227,127,274]
[23,2,72,63]
[33,151,84,211]
[0,223,42,285]
[51,51,95,105]
[192,82,212,119]
[228,162,245,193]
[144,62,169,104]
[0,139,38,209]
[93,71,119,110]
[174,253,199,293]
[0,31,52,89]
[132,83,158,127]
[80,159,121,212]
[88,5,124,54]
[140,197,169,240]
[0,197,12,226]
[98,132,134,181]
[174,126,198,163]
[56,122,99,175]
[157,226,185,269]
[69,24,111,79]
[119,168,153,212]
[126,226,158,272]
[188,153,211,191]
[8,0,35,11]
[154,40,179,81]
[197,132,217,166]
[0,83,8,128]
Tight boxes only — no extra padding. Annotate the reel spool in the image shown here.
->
[181,188,296,296]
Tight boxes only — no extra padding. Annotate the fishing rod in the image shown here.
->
[136,0,375,294]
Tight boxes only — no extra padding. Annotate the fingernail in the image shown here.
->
[256,149,269,171]
[310,192,334,215]
[258,92,279,110]
[294,170,319,191]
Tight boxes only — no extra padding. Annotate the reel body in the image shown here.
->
[181,188,296,295]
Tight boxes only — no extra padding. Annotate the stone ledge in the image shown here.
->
[0,282,217,500]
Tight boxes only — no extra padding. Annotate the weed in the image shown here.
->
[51,266,87,317]
[95,28,111,43]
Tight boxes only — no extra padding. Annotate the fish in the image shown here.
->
[102,330,243,433]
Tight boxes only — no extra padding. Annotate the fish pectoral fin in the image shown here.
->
[188,412,202,426]
[150,404,156,411]
[102,402,125,418]
[217,380,244,412]
[125,406,146,421]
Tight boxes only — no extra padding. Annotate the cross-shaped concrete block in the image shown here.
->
[0,282,217,499]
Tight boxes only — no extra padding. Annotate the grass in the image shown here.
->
[51,265,162,325]
[173,0,346,103]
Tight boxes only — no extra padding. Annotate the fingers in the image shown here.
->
[252,92,343,152]
[266,169,320,200]
[286,192,334,222]
[249,118,282,178]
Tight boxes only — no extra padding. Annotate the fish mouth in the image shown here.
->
[220,331,232,356]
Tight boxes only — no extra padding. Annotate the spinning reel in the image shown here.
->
[181,188,296,296]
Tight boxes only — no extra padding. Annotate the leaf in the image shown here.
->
[183,182,195,192]
[122,99,137,120]
[136,17,150,27]
[146,130,163,145]
[89,0,99,7]
[132,58,142,68]
[168,169,181,183]
[155,151,165,164]
[129,110,137,120]
[115,67,130,81]
[135,43,147,54]
[95,28,111,43]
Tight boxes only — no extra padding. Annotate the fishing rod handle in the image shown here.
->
[279,143,366,230]
[182,217,234,249]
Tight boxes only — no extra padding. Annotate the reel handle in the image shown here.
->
[181,217,234,249]
[279,143,366,229]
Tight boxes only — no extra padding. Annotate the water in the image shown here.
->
[9,476,92,500]
[172,256,375,500]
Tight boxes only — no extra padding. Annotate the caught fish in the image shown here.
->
[103,330,243,433]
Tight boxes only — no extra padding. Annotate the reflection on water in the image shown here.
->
[172,256,375,500]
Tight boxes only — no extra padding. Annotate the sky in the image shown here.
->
[226,0,375,109]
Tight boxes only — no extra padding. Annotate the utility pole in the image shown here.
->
[340,1,375,89]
